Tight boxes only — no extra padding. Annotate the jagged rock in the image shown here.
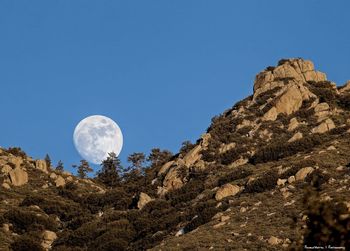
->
[137,192,153,209]
[66,176,73,182]
[288,176,296,183]
[41,230,57,250]
[288,132,303,143]
[220,215,230,222]
[288,118,299,131]
[295,167,314,181]
[55,175,65,187]
[158,161,175,175]
[275,85,303,115]
[277,179,287,186]
[263,107,278,121]
[311,118,335,134]
[268,236,283,245]
[2,223,11,232]
[183,145,202,167]
[2,183,11,189]
[35,160,48,173]
[49,173,57,179]
[1,165,12,174]
[8,156,23,169]
[215,184,240,201]
[314,102,329,113]
[219,142,236,154]
[229,157,248,168]
[161,166,184,194]
[339,80,350,93]
[254,58,326,98]
[9,168,28,186]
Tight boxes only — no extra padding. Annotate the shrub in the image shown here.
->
[6,147,26,158]
[245,170,278,193]
[250,133,331,164]
[302,189,350,249]
[4,208,58,233]
[219,146,248,165]
[218,167,253,186]
[11,235,44,251]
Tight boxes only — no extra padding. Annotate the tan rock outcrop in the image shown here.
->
[288,118,299,131]
[311,118,335,134]
[254,58,326,98]
[158,161,175,175]
[55,175,65,187]
[137,192,153,209]
[36,160,48,173]
[2,183,11,189]
[8,156,23,169]
[288,132,303,143]
[41,230,57,250]
[1,165,12,174]
[295,167,314,181]
[339,80,350,93]
[215,184,240,201]
[183,145,202,167]
[268,236,283,245]
[9,168,28,186]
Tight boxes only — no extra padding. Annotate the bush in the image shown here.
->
[302,189,350,249]
[219,146,248,165]
[6,147,27,158]
[218,167,253,186]
[11,235,44,251]
[4,208,58,233]
[250,133,331,164]
[245,170,278,193]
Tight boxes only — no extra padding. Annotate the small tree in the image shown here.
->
[73,160,93,179]
[147,148,173,168]
[96,152,123,187]
[179,140,195,157]
[127,152,146,171]
[44,154,51,167]
[56,160,64,172]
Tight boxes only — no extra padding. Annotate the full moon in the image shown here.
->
[73,115,123,164]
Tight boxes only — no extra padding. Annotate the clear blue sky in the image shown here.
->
[0,1,349,173]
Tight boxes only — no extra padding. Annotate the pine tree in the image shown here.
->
[127,152,146,171]
[147,148,173,168]
[44,154,51,167]
[56,160,64,172]
[96,152,123,187]
[73,159,93,179]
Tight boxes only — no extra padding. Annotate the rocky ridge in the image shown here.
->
[1,58,350,250]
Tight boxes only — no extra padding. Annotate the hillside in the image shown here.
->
[1,58,350,251]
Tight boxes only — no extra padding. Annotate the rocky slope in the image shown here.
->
[1,58,350,251]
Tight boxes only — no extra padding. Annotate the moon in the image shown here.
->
[73,115,123,164]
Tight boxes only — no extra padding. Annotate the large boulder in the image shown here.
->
[54,175,66,187]
[41,230,57,250]
[8,156,23,169]
[215,184,240,201]
[1,165,12,174]
[311,118,335,134]
[288,132,303,143]
[35,160,48,173]
[295,167,314,181]
[9,168,28,186]
[137,192,153,209]
[263,85,304,121]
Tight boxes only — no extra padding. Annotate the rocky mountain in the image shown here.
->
[1,58,350,251]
